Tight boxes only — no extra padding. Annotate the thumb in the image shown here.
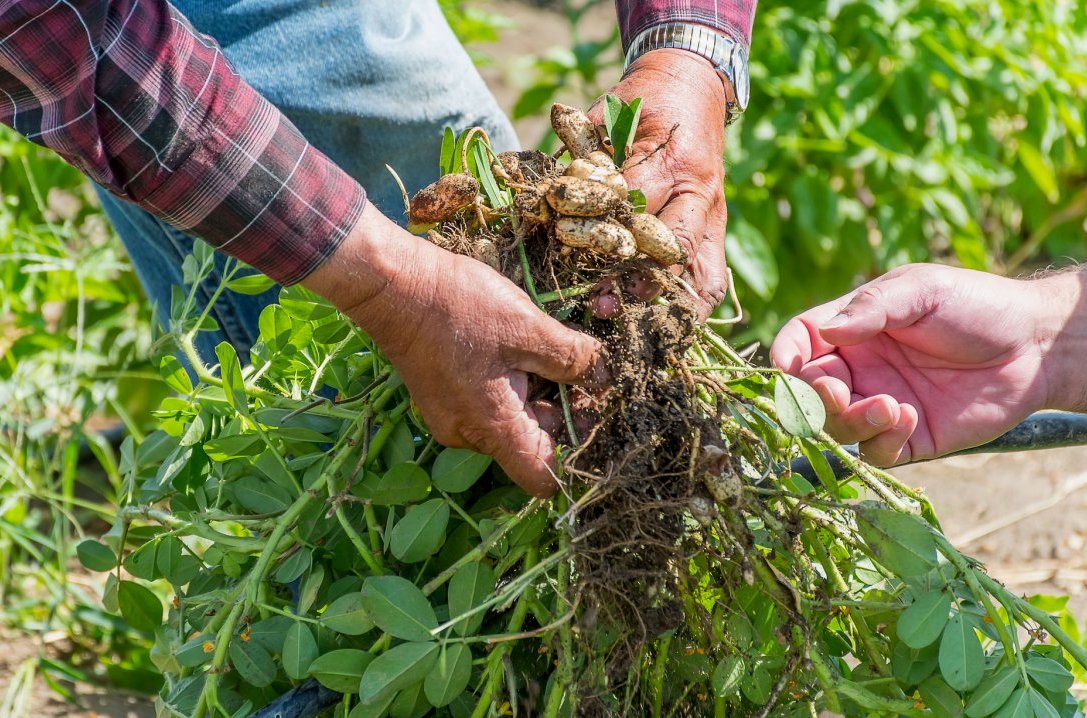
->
[507,316,609,387]
[819,275,935,346]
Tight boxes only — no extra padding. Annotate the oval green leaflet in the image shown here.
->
[283,623,319,681]
[359,575,438,642]
[712,655,744,697]
[390,499,449,563]
[309,649,374,694]
[992,688,1032,718]
[447,562,496,637]
[357,462,430,506]
[228,638,276,688]
[965,666,1019,718]
[773,373,826,437]
[939,613,985,692]
[898,590,952,649]
[918,676,964,718]
[118,580,162,634]
[855,503,937,577]
[321,592,375,636]
[358,641,439,707]
[423,643,472,707]
[431,448,491,492]
[1024,655,1074,693]
[76,539,116,572]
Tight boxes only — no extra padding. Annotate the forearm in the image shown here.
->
[1036,268,1087,412]
[0,0,364,285]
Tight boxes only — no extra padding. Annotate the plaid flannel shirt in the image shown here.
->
[0,1,755,285]
[616,0,756,50]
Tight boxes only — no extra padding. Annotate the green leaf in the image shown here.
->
[603,94,642,167]
[992,688,1033,718]
[939,613,985,692]
[855,503,937,577]
[439,126,457,176]
[967,667,1021,718]
[233,476,292,514]
[712,656,744,697]
[76,539,116,572]
[898,590,952,649]
[773,374,826,437]
[118,581,162,633]
[359,463,431,506]
[726,220,779,300]
[423,644,472,707]
[215,342,249,417]
[226,273,275,295]
[309,649,373,694]
[447,562,496,636]
[432,448,491,493]
[1027,688,1060,718]
[321,592,375,636]
[1018,143,1059,203]
[175,634,214,668]
[357,642,439,706]
[360,576,438,641]
[799,438,837,497]
[627,188,647,212]
[1025,656,1074,693]
[283,623,318,681]
[156,536,200,586]
[159,355,193,394]
[274,547,312,584]
[390,499,449,563]
[891,640,939,687]
[919,676,964,718]
[228,638,276,688]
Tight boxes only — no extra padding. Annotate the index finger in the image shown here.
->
[769,296,855,373]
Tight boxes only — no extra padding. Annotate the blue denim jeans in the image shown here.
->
[96,0,518,365]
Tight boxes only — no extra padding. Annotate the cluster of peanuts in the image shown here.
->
[408,103,687,269]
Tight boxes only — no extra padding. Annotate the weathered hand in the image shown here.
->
[770,263,1087,466]
[588,49,730,319]
[305,205,607,497]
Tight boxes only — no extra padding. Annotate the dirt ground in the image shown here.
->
[5,1,1087,716]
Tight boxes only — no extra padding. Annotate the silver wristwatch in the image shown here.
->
[624,22,750,125]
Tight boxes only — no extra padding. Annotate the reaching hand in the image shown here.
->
[305,205,608,497]
[769,263,1087,466]
[588,49,730,320]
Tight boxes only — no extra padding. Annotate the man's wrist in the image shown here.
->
[624,49,728,122]
[301,203,406,316]
[1036,268,1087,411]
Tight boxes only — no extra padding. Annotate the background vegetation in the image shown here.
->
[0,0,1084,711]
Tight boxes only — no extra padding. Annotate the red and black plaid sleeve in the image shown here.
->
[0,0,366,285]
[615,0,757,51]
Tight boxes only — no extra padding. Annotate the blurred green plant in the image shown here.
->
[0,126,161,698]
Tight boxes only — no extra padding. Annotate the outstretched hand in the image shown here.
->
[770,264,1087,466]
[588,49,730,320]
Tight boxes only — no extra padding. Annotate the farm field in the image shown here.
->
[2,1,1086,717]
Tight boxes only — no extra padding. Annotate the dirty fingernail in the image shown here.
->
[822,312,849,330]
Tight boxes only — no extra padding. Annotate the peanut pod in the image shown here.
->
[555,216,636,259]
[408,173,479,225]
[544,176,621,217]
[565,158,628,200]
[493,150,555,184]
[623,212,688,267]
[513,185,552,224]
[551,103,604,159]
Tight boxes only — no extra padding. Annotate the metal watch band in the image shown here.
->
[624,22,750,125]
